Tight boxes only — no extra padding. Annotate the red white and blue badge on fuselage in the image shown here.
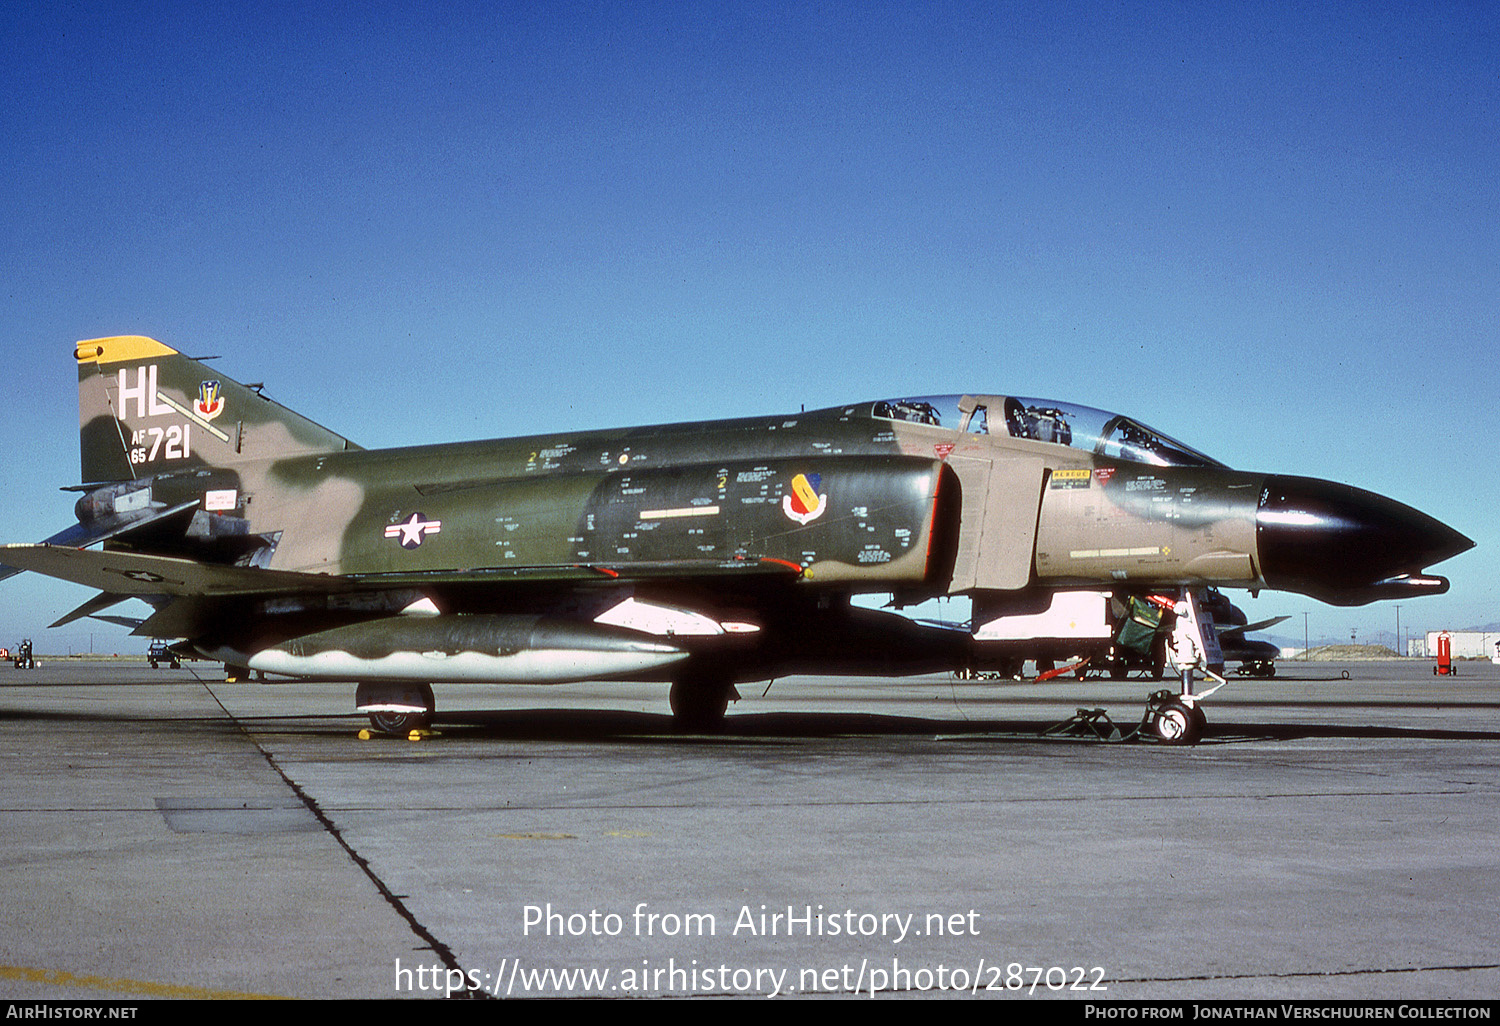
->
[195,380,225,421]
[782,472,827,525]
[385,512,442,549]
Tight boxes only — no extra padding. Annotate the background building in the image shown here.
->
[1412,631,1500,660]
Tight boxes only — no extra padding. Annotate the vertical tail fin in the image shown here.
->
[76,336,359,484]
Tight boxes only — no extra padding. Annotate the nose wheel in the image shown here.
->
[1143,690,1207,745]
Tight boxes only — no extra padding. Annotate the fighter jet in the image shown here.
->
[1198,587,1285,677]
[0,337,1473,744]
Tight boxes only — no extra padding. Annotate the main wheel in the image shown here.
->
[368,710,430,734]
[669,677,738,731]
[357,682,436,735]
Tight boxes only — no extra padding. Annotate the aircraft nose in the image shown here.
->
[1256,475,1473,606]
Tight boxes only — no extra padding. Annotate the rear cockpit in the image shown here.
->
[869,394,1225,468]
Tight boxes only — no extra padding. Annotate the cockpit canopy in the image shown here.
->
[870,395,1225,468]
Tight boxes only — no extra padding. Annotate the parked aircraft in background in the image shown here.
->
[961,587,1286,681]
[0,337,1472,744]
[1200,588,1285,677]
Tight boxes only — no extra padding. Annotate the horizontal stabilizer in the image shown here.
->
[912,617,973,634]
[46,500,201,548]
[0,500,200,584]
[51,591,132,628]
[89,614,147,629]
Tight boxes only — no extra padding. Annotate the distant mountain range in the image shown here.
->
[1254,621,1500,653]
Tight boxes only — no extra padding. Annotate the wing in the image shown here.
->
[1,543,803,598]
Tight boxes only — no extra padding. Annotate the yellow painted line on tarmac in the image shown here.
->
[0,964,287,1000]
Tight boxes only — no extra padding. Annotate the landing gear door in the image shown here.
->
[1169,591,1225,673]
[1187,591,1224,668]
[946,453,1046,592]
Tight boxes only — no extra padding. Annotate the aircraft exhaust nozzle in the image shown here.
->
[1256,476,1473,606]
[248,614,689,683]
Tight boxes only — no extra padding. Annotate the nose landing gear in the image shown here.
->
[1142,690,1208,745]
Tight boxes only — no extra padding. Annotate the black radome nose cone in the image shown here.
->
[1257,476,1473,605]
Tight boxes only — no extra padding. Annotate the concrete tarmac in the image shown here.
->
[1,658,1497,1000]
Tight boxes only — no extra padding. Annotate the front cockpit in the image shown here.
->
[869,394,1225,468]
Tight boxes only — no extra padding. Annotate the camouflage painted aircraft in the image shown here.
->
[0,336,1473,743]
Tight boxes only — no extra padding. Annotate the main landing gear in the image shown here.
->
[354,676,745,736]
[356,681,435,734]
[669,673,741,732]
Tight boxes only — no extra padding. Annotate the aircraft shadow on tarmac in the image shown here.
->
[4,703,1499,745]
[406,708,1500,745]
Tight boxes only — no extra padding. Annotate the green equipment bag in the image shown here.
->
[1117,597,1164,655]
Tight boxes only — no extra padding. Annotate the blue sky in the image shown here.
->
[2,1,1495,653]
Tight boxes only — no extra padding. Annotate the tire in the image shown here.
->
[1148,698,1203,745]
[669,678,736,731]
[357,682,436,735]
[368,710,430,734]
